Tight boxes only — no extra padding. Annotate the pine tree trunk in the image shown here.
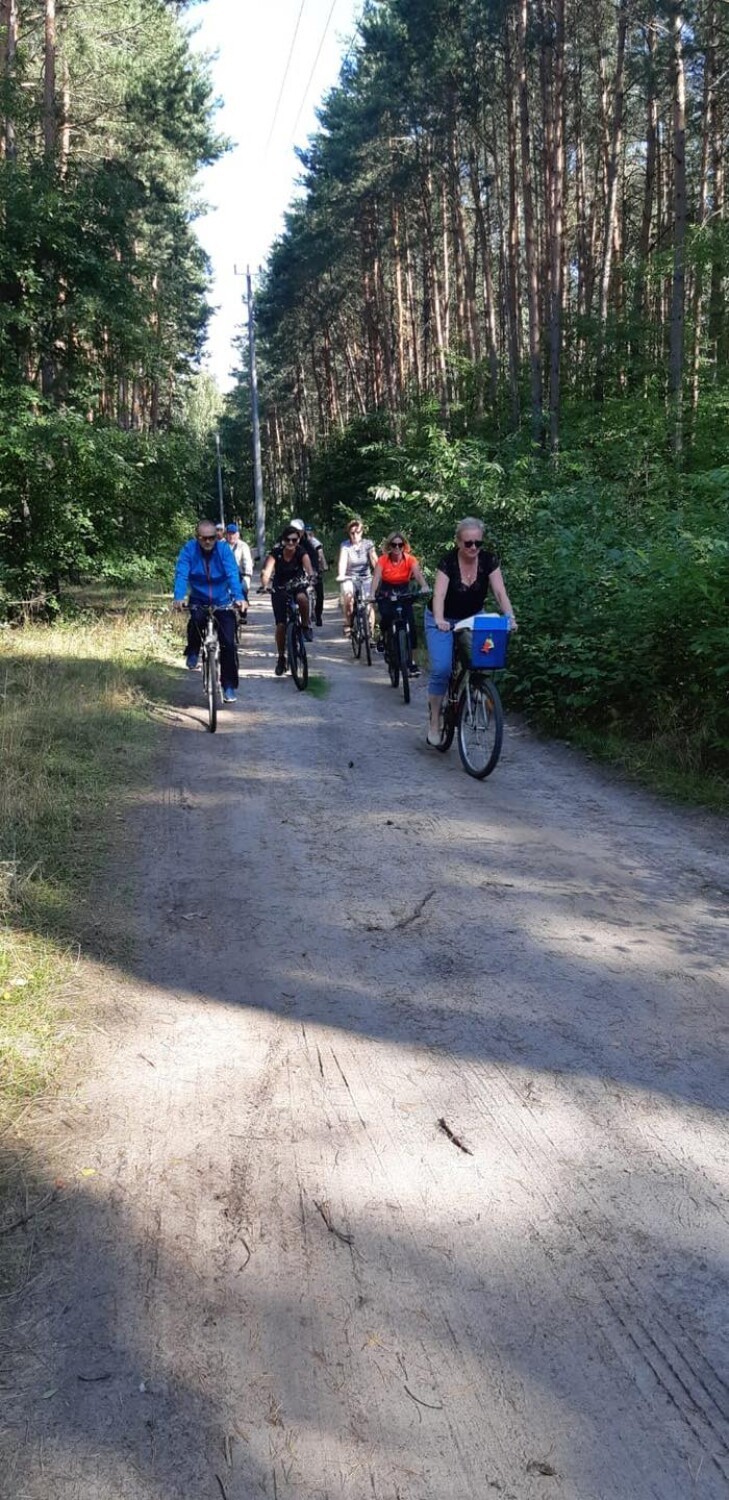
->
[689,0,713,422]
[1,0,18,160]
[669,5,687,460]
[548,0,565,455]
[594,0,628,400]
[44,0,57,161]
[516,0,543,444]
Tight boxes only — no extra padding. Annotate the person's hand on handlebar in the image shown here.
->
[434,617,452,632]
[172,599,187,612]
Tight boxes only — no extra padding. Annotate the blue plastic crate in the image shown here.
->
[458,613,510,670]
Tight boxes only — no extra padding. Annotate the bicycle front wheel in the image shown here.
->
[288,622,309,691]
[457,677,503,778]
[397,626,410,704]
[351,611,362,659]
[387,630,399,688]
[204,646,217,733]
[362,608,372,666]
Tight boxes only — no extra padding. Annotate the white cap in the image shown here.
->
[290,518,305,532]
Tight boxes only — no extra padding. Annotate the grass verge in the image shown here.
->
[569,728,729,814]
[306,673,331,699]
[0,604,178,1154]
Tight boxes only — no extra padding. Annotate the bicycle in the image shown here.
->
[377,586,429,705]
[260,581,309,691]
[350,576,373,666]
[435,616,507,778]
[197,604,238,733]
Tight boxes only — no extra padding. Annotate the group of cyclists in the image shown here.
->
[172,513,518,738]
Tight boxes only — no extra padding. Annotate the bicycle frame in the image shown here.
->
[350,577,373,665]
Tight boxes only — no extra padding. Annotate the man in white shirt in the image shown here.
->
[225,523,253,620]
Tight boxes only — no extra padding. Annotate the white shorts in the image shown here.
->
[340,577,372,600]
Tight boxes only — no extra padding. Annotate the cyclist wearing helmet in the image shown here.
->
[304,522,327,626]
[260,527,315,676]
[371,531,428,677]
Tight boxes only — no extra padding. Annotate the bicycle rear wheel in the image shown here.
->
[203,646,217,733]
[457,677,503,778]
[397,626,410,704]
[288,621,309,691]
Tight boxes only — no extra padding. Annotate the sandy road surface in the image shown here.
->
[2,594,729,1500]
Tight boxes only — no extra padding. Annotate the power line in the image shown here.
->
[265,0,308,154]
[289,0,338,145]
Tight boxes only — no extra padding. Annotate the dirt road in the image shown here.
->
[2,595,728,1499]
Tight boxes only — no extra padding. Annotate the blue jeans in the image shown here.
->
[424,608,457,695]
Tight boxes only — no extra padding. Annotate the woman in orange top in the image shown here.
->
[371,530,429,676]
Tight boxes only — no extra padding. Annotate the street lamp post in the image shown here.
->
[214,431,225,527]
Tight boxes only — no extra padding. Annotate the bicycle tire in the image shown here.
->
[397,626,410,705]
[457,677,503,778]
[362,608,372,666]
[204,646,217,733]
[387,630,399,688]
[289,622,309,691]
[352,610,362,659]
[437,700,456,752]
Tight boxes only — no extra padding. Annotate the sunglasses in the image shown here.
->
[283,535,299,544]
[349,526,362,534]
[461,539,483,549]
[198,534,216,543]
[389,541,404,550]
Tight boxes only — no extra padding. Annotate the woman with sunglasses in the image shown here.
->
[336,517,378,636]
[370,531,428,677]
[426,517,518,746]
[260,528,315,676]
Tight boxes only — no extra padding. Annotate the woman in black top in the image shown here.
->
[425,516,518,746]
[260,528,315,676]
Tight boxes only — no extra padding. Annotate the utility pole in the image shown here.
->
[214,431,225,526]
[246,267,266,561]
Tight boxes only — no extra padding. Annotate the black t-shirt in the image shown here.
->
[271,542,307,588]
[437,547,500,621]
[301,536,320,572]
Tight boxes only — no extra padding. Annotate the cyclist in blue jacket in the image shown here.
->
[173,520,245,702]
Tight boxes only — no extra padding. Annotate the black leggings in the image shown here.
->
[377,596,417,650]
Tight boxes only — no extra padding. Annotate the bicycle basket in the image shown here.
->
[456,614,509,670]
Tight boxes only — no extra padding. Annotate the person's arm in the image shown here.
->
[172,542,191,606]
[302,555,314,580]
[336,543,348,582]
[432,568,450,630]
[370,562,383,596]
[260,552,276,588]
[367,545,378,571]
[241,542,253,579]
[411,559,429,591]
[488,566,518,630]
[317,544,327,571]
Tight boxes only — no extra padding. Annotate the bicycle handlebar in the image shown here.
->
[376,586,431,602]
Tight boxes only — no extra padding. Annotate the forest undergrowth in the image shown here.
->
[308,396,729,811]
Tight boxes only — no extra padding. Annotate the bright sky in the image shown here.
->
[188,0,362,391]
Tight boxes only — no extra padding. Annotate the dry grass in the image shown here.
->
[0,607,176,1129]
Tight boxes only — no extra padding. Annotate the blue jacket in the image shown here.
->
[173,538,244,607]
